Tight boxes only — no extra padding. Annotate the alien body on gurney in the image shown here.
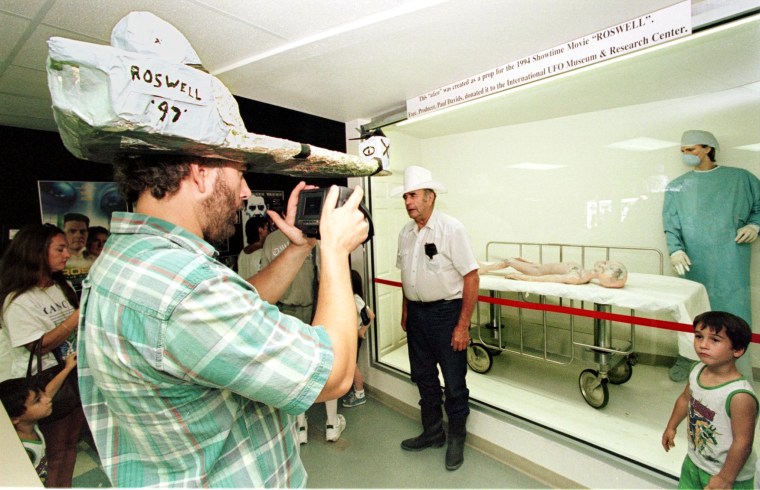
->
[478,258,628,289]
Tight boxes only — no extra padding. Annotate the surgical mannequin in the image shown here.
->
[479,258,628,288]
[663,129,760,382]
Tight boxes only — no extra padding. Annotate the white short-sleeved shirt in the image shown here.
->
[354,294,366,328]
[687,363,757,481]
[21,425,48,484]
[237,248,263,279]
[2,286,76,379]
[396,210,478,302]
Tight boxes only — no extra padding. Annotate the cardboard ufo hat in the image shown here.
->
[46,11,390,178]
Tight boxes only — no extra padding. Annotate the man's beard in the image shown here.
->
[202,176,239,244]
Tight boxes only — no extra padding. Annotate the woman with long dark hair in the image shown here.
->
[0,223,84,487]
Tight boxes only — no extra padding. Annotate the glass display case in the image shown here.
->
[367,13,760,480]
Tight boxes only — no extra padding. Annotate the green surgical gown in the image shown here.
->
[663,166,760,325]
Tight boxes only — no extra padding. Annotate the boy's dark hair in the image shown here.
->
[0,378,35,418]
[87,225,109,238]
[244,217,269,244]
[350,269,363,298]
[693,311,752,352]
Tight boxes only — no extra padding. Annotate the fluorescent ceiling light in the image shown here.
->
[734,143,760,152]
[507,162,565,170]
[214,0,447,75]
[606,137,678,151]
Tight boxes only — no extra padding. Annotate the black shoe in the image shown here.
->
[401,422,445,451]
[445,435,465,470]
[445,417,467,470]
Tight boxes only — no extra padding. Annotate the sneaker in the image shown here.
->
[342,390,366,408]
[325,414,346,442]
[298,419,308,445]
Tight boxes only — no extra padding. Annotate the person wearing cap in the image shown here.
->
[663,130,760,383]
[56,12,369,488]
[393,166,479,471]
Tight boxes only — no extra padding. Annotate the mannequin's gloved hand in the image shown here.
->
[670,251,691,276]
[735,224,759,244]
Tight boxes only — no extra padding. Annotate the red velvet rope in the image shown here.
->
[373,277,760,344]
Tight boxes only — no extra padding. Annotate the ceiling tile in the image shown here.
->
[0,13,31,61]
[0,65,49,97]
[0,0,50,18]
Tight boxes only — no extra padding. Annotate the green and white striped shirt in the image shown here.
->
[78,212,332,487]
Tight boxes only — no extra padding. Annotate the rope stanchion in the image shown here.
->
[373,277,760,344]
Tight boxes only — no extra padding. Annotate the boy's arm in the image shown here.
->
[707,392,758,489]
[45,353,77,399]
[662,383,690,451]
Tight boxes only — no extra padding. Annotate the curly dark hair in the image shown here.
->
[113,154,243,203]
[113,154,195,204]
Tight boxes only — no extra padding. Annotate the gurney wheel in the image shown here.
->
[467,342,493,374]
[579,369,609,409]
[608,360,633,385]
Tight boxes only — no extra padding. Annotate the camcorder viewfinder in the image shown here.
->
[295,186,373,243]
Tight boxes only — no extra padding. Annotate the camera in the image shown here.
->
[295,186,373,243]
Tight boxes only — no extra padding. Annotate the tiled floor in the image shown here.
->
[72,438,110,488]
[300,395,545,488]
[380,332,689,479]
[72,395,545,488]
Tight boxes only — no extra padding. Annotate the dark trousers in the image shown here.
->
[406,299,470,421]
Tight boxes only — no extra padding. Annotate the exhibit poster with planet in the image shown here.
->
[38,180,128,229]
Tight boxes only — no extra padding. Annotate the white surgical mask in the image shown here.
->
[682,154,701,166]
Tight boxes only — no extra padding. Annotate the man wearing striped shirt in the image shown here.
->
[78,155,368,487]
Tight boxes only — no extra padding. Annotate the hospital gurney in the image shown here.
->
[469,242,710,409]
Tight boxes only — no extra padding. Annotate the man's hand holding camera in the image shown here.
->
[318,185,369,255]
[268,181,318,249]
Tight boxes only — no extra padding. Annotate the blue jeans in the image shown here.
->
[406,299,470,421]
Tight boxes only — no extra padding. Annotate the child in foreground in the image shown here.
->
[662,311,757,489]
[0,353,77,486]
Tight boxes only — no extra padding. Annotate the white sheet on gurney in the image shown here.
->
[479,272,710,324]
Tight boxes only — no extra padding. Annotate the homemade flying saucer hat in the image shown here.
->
[390,166,448,197]
[46,11,388,178]
[681,130,720,150]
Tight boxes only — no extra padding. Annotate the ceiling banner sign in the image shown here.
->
[406,0,691,120]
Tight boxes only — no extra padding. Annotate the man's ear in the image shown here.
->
[189,163,214,195]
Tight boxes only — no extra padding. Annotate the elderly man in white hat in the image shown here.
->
[663,130,760,383]
[393,166,479,471]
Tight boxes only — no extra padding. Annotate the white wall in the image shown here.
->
[0,404,44,487]
[386,87,760,363]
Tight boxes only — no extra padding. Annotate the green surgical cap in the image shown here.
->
[681,130,719,150]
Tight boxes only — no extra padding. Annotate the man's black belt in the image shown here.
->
[407,298,458,307]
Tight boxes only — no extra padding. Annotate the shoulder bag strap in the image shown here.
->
[26,338,42,379]
[25,337,64,380]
